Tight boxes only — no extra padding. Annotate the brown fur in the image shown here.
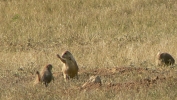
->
[57,51,79,81]
[156,52,175,66]
[35,64,54,87]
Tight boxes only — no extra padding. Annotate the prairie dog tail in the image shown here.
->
[34,71,41,85]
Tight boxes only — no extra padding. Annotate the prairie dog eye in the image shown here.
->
[64,51,69,55]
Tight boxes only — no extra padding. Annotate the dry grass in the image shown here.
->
[1,0,177,99]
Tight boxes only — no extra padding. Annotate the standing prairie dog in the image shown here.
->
[57,51,79,81]
[35,64,54,87]
[156,52,175,66]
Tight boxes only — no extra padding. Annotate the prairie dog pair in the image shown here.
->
[35,64,54,87]
[57,51,79,81]
[156,52,175,66]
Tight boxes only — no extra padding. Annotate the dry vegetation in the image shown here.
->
[0,0,177,99]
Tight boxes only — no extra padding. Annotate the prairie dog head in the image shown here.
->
[45,64,53,71]
[61,51,75,61]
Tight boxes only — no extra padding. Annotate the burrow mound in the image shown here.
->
[79,66,176,91]
[55,66,177,93]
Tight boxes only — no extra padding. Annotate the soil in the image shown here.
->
[53,66,177,93]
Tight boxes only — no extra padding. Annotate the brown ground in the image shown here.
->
[52,66,177,95]
[2,65,176,99]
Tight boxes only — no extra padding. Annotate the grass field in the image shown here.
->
[1,0,177,99]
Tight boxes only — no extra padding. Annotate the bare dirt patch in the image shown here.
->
[1,65,176,100]
[53,66,177,94]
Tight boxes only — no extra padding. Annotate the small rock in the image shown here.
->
[82,75,101,88]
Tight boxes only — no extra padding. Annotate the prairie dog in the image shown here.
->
[57,51,79,81]
[156,52,175,66]
[35,64,54,87]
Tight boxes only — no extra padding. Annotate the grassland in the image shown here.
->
[0,0,177,99]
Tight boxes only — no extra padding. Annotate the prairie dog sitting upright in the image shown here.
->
[57,51,79,81]
[35,64,54,87]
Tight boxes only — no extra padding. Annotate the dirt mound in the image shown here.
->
[79,66,162,80]
[79,66,177,91]
[53,66,177,93]
[79,66,149,76]
[106,76,172,90]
